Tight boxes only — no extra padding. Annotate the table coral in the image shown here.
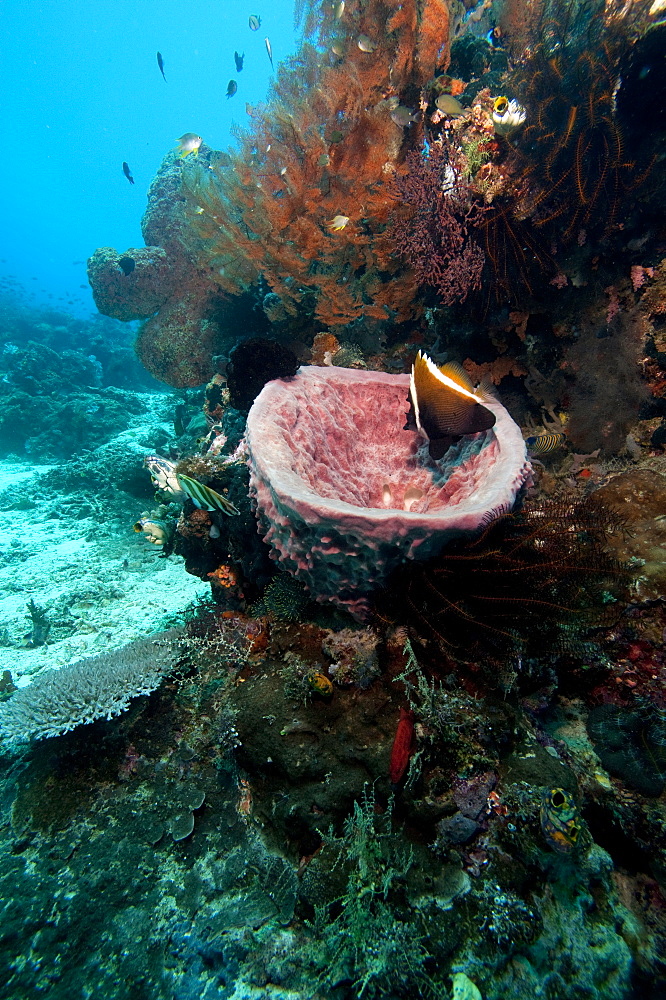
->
[246,365,531,616]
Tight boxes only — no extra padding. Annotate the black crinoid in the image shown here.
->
[587,702,666,797]
[377,493,633,669]
[508,0,655,246]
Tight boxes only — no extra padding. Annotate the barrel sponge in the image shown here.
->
[245,366,532,617]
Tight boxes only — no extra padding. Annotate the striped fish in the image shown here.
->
[176,474,240,516]
[526,432,566,456]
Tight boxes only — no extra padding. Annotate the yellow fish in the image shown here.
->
[357,34,376,53]
[540,787,582,853]
[308,672,334,697]
[404,351,496,460]
[176,133,202,157]
[526,432,567,456]
[435,94,465,116]
[328,214,350,232]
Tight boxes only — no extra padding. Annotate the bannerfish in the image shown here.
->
[540,787,582,853]
[265,36,274,69]
[526,432,566,456]
[157,51,167,81]
[144,455,185,498]
[234,51,244,72]
[176,133,203,157]
[226,79,238,98]
[122,161,134,185]
[176,474,240,515]
[248,14,261,30]
[404,351,496,460]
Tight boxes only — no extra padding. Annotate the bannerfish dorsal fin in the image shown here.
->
[437,360,475,394]
[476,377,497,402]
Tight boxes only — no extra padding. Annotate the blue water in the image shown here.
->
[0,0,297,314]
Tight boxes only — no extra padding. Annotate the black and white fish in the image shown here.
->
[404,351,496,460]
[176,474,240,515]
[144,455,185,498]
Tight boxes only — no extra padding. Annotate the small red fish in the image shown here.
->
[389,707,415,785]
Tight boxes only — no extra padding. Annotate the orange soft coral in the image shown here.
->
[180,0,453,330]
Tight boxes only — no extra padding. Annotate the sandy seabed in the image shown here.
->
[0,458,207,685]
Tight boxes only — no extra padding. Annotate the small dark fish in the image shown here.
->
[390,105,417,127]
[226,79,238,99]
[234,51,244,72]
[404,352,496,461]
[118,256,135,275]
[526,432,566,456]
[248,14,261,30]
[157,51,167,81]
[122,161,134,185]
[265,36,273,69]
[174,403,187,438]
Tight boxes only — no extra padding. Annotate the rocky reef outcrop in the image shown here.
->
[87,148,226,388]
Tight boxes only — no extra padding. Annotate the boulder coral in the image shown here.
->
[86,245,174,322]
[245,365,531,616]
[88,149,225,387]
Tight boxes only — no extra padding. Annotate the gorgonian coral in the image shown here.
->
[391,138,485,304]
[179,0,457,330]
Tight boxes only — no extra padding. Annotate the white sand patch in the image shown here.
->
[0,458,207,683]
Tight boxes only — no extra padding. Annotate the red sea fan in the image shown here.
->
[392,138,486,305]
